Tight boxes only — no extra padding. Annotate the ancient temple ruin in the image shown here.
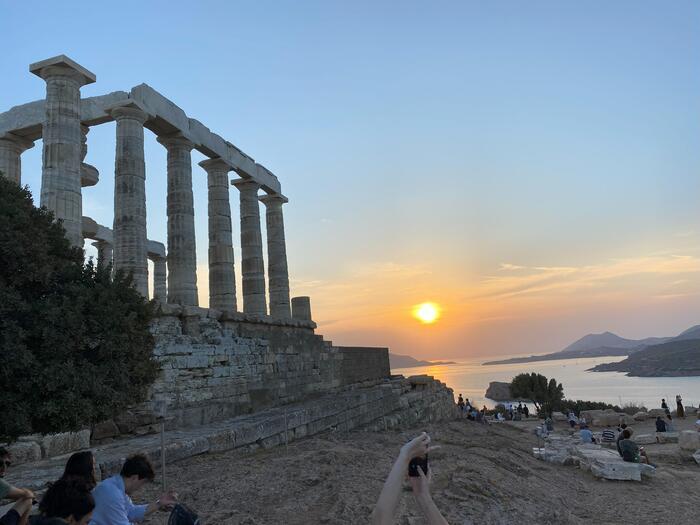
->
[0,54,306,320]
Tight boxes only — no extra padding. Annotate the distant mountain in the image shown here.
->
[389,353,455,369]
[483,324,696,366]
[590,338,700,377]
[561,331,672,353]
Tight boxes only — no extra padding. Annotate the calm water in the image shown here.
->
[394,356,700,410]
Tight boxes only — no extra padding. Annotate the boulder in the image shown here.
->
[679,430,700,451]
[633,434,658,445]
[41,430,90,458]
[484,381,511,401]
[633,411,648,421]
[685,406,698,416]
[580,409,604,423]
[590,459,655,481]
[647,408,667,418]
[552,411,568,422]
[92,420,119,440]
[6,441,41,465]
[656,432,679,444]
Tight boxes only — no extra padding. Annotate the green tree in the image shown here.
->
[0,176,158,441]
[510,372,564,415]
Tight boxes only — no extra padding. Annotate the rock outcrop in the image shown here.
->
[485,381,512,401]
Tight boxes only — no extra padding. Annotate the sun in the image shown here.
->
[413,302,441,324]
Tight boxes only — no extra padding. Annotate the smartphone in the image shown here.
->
[408,455,429,477]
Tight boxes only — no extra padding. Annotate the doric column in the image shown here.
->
[231,179,267,315]
[92,240,113,268]
[200,158,236,311]
[30,55,96,248]
[259,194,291,318]
[107,100,149,297]
[158,134,198,306]
[0,133,34,184]
[291,296,312,321]
[153,256,167,302]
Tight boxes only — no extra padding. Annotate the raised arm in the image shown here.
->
[370,432,434,525]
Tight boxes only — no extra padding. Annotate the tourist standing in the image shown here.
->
[0,447,34,525]
[457,394,465,415]
[676,395,685,418]
[523,405,530,419]
[89,454,176,525]
[661,398,670,416]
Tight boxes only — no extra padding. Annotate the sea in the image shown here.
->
[394,356,700,410]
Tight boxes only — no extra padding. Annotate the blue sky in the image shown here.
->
[3,1,700,357]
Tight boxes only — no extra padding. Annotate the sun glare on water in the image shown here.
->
[413,302,441,324]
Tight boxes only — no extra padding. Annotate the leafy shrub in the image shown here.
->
[0,177,158,441]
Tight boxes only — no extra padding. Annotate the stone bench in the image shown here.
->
[574,445,655,481]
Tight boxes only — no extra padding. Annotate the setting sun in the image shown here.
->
[413,302,441,324]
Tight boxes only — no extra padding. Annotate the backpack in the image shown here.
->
[168,503,201,525]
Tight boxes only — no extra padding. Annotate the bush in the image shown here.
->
[0,177,158,441]
[510,372,564,414]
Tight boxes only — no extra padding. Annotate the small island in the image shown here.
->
[389,353,456,369]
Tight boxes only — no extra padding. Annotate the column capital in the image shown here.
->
[259,193,289,206]
[157,133,194,151]
[0,132,35,153]
[106,100,149,123]
[199,157,232,173]
[30,55,96,86]
[231,178,260,191]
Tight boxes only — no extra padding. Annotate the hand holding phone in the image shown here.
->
[408,455,429,477]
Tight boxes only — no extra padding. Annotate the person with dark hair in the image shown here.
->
[89,454,176,525]
[31,479,94,525]
[0,447,35,525]
[60,452,98,491]
[661,398,670,416]
[676,395,685,418]
[618,429,650,465]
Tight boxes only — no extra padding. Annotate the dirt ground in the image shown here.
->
[141,417,700,525]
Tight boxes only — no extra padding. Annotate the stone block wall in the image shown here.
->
[336,346,390,386]
[104,308,392,438]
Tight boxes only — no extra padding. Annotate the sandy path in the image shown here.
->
[140,419,700,524]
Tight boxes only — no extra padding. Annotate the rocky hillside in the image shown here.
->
[590,338,700,377]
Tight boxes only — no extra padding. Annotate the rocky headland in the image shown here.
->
[590,338,700,377]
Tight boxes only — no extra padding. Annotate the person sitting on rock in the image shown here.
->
[457,394,465,414]
[567,411,577,428]
[0,447,35,525]
[618,429,650,465]
[616,425,629,456]
[601,425,616,443]
[371,432,446,525]
[32,478,94,525]
[661,398,670,416]
[89,454,177,525]
[655,416,667,433]
[579,425,596,444]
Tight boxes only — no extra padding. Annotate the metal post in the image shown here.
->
[284,409,289,453]
[160,420,166,492]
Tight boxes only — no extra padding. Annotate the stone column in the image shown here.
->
[153,256,167,302]
[158,134,198,306]
[291,296,312,321]
[259,194,291,318]
[30,55,96,248]
[107,101,149,297]
[231,179,267,315]
[92,240,113,268]
[0,133,34,184]
[200,158,237,311]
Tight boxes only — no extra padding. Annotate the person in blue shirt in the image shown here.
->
[89,454,176,525]
[579,425,596,444]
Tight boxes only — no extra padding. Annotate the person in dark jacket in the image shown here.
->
[655,416,667,433]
